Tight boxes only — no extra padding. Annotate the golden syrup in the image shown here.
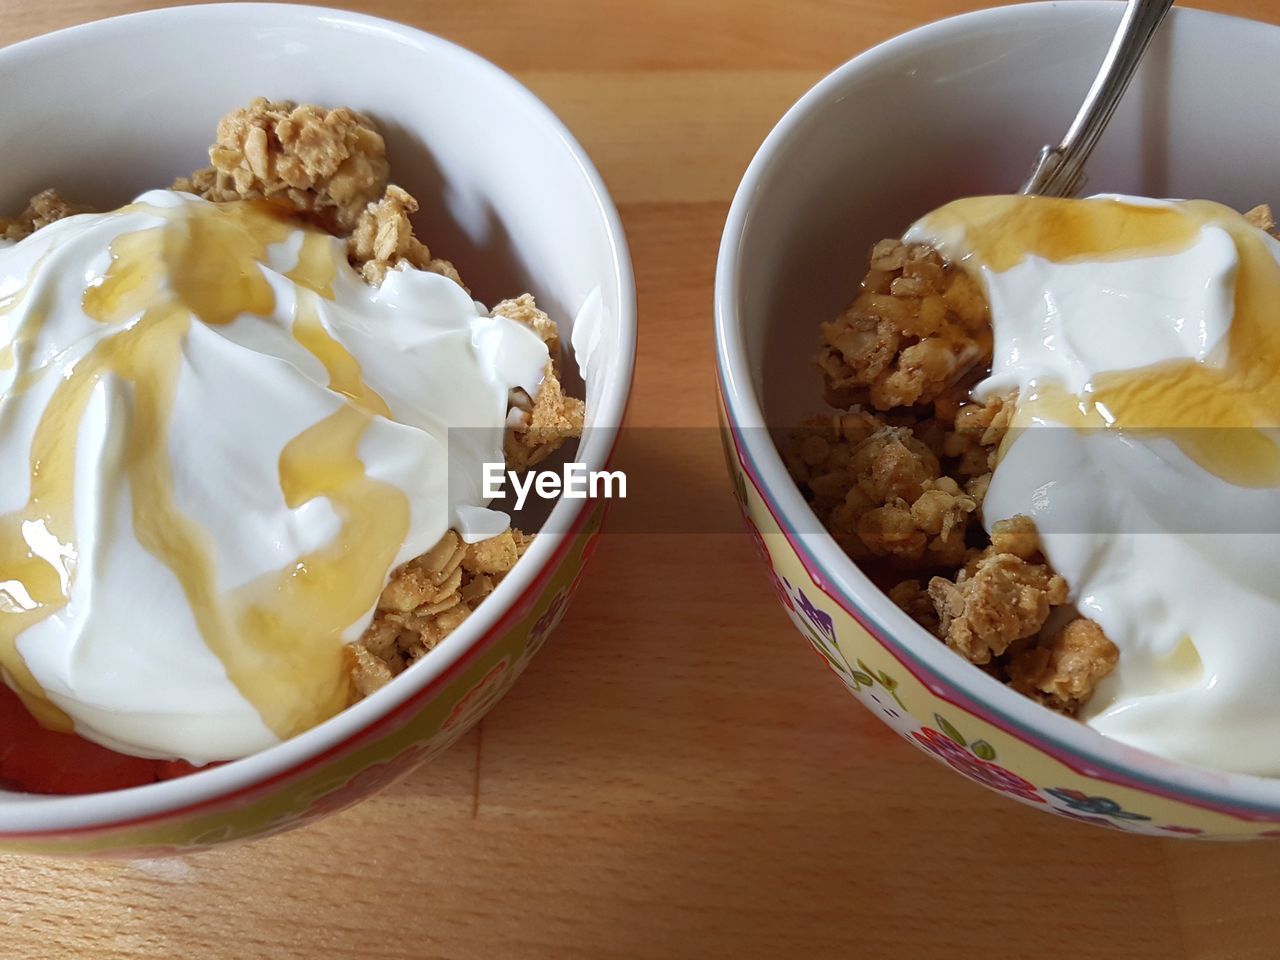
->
[1156,635,1205,690]
[291,296,390,418]
[287,231,339,299]
[920,195,1202,271]
[226,401,409,736]
[931,196,1280,486]
[0,198,406,745]
[211,293,404,737]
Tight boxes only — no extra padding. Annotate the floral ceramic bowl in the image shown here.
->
[715,1,1280,838]
[0,4,634,857]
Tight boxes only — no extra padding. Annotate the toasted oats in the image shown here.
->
[504,367,586,472]
[0,189,89,241]
[489,294,585,469]
[464,531,520,575]
[1007,618,1119,713]
[889,579,940,634]
[349,526,528,689]
[928,547,1069,665]
[786,415,979,570]
[176,97,390,232]
[790,231,1162,716]
[347,184,465,288]
[817,240,992,411]
[1246,203,1276,233]
[989,515,1039,562]
[346,643,396,700]
[422,530,466,577]
[492,293,562,357]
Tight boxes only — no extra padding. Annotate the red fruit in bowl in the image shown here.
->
[0,684,198,795]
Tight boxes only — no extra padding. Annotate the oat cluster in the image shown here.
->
[174,98,390,233]
[0,188,87,241]
[789,238,1118,714]
[817,240,991,411]
[346,529,532,697]
[5,98,587,702]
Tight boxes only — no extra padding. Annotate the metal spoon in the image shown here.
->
[1020,0,1175,198]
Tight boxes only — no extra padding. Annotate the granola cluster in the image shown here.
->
[0,188,87,242]
[4,98,586,702]
[817,240,991,411]
[790,238,1118,714]
[174,98,390,234]
[346,184,464,287]
[346,529,532,697]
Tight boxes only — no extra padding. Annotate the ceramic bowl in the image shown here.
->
[715,0,1280,838]
[0,3,635,856]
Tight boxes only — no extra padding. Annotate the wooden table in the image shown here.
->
[2,0,1279,957]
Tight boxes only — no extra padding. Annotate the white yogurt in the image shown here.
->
[908,194,1280,776]
[0,190,550,763]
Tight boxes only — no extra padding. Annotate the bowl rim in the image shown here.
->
[714,0,1280,818]
[0,1,636,835]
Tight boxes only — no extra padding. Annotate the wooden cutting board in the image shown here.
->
[1,1,1278,957]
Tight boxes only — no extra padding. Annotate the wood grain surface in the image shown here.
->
[2,1,1279,958]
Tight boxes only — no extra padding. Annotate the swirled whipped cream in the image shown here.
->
[908,194,1280,776]
[0,190,549,764]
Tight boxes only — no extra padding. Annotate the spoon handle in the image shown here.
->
[1020,0,1175,197]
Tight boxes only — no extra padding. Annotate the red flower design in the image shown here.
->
[742,519,793,611]
[740,517,807,618]
[912,727,1044,804]
[580,528,603,565]
[299,741,437,823]
[443,660,510,732]
[770,573,795,611]
[294,661,515,828]
[531,592,569,642]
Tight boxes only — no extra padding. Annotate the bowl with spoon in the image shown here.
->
[715,0,1280,837]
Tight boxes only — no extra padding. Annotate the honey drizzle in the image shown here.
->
[927,195,1280,486]
[0,198,410,744]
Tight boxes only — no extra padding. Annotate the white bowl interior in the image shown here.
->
[0,3,633,828]
[720,0,1280,811]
